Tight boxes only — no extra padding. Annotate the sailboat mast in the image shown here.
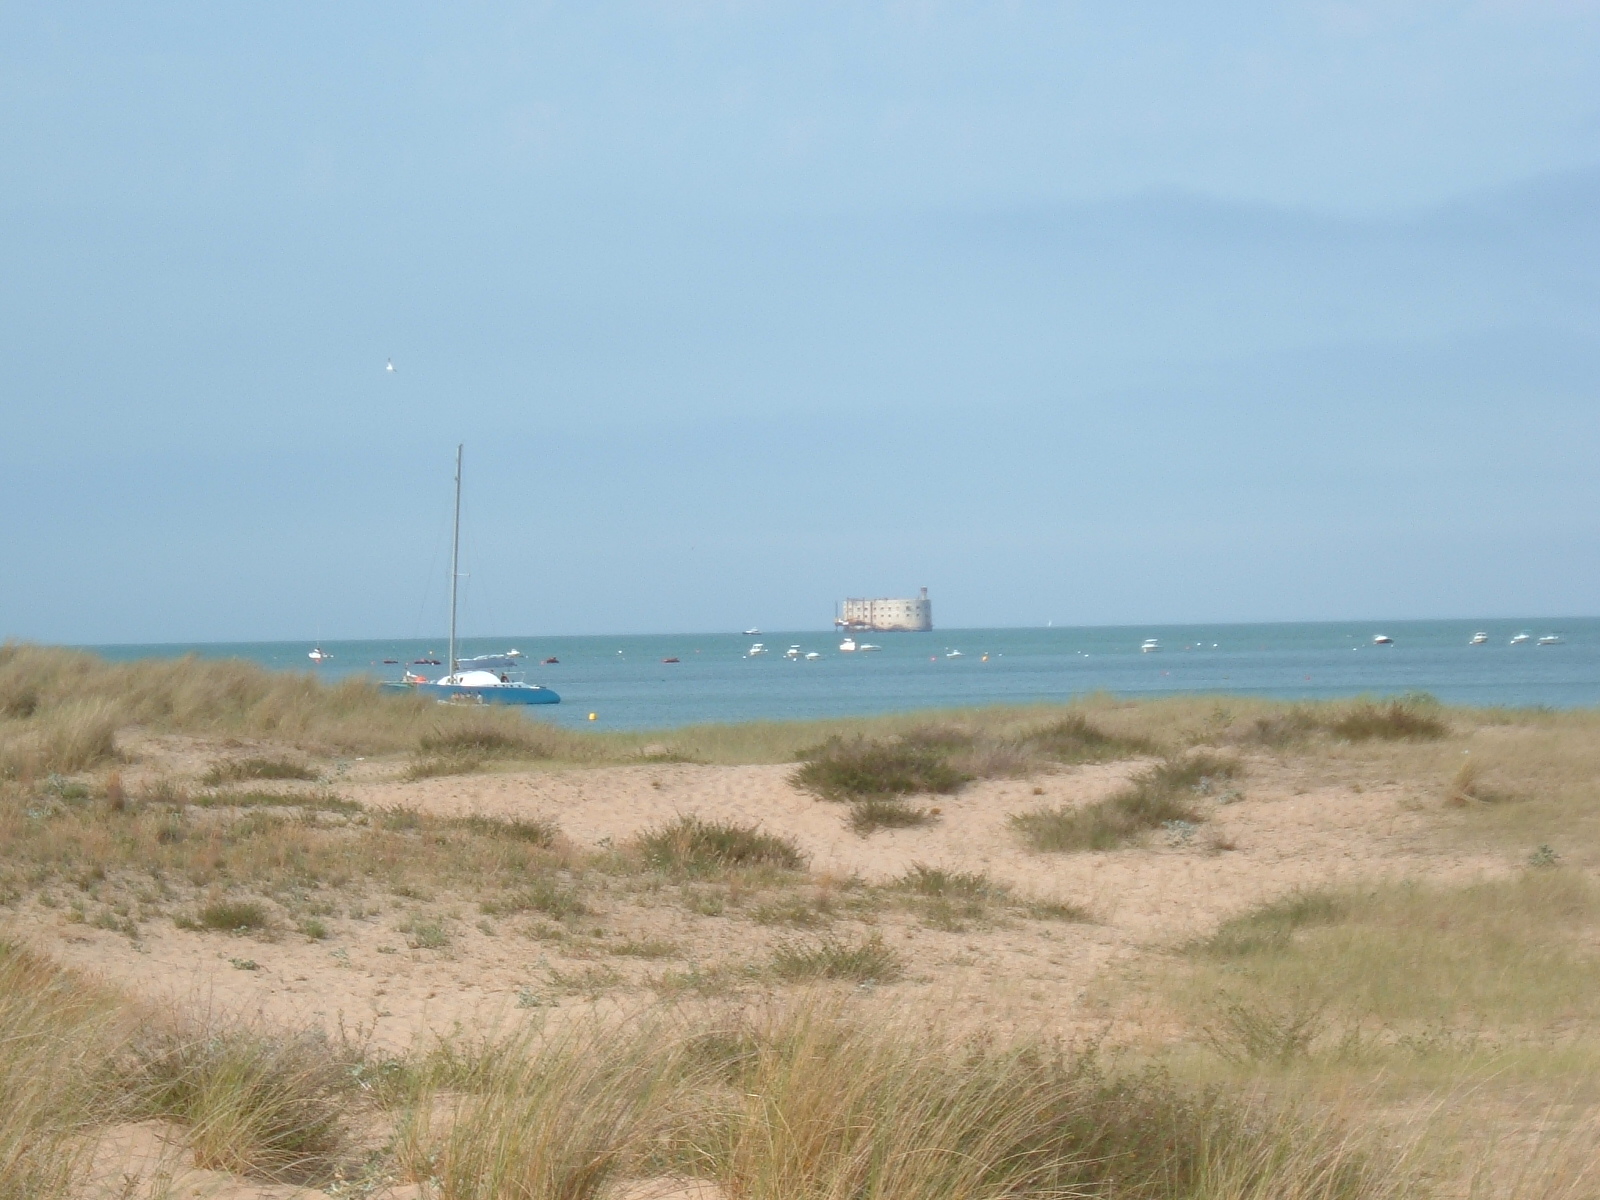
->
[449,443,462,680]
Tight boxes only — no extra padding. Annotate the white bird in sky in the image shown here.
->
[386,358,397,374]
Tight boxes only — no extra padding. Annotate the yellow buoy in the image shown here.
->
[588,712,597,721]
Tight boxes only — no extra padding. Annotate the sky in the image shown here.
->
[1,2,1597,642]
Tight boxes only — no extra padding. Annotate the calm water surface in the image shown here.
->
[86,619,1600,731]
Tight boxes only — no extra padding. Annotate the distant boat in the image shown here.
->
[747,643,768,657]
[785,645,802,659]
[1372,635,1393,645]
[542,656,559,664]
[946,649,963,658]
[1510,632,1532,645]
[1538,635,1563,646]
[381,445,558,706]
[412,658,442,666]
[839,637,858,652]
[804,651,821,660]
[456,650,525,672]
[859,643,882,652]
[661,657,680,663]
[743,628,760,636]
[1469,632,1488,645]
[1140,639,1160,653]
[308,647,331,663]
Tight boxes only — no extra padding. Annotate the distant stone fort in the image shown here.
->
[835,588,933,632]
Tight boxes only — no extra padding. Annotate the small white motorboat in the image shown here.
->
[785,645,802,659]
[839,637,858,652]
[804,651,821,660]
[308,647,332,663]
[1372,634,1393,645]
[1469,632,1488,645]
[747,642,768,657]
[1510,632,1532,645]
[1140,639,1160,653]
[859,643,882,652]
[945,649,963,658]
[743,628,760,636]
[1538,635,1563,646]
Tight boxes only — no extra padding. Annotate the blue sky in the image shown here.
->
[1,2,1597,641]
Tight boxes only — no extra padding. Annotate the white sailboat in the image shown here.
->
[384,446,558,706]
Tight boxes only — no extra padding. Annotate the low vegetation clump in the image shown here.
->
[187,899,271,933]
[481,877,590,919]
[793,735,972,801]
[1011,753,1241,852]
[1194,888,1347,959]
[443,812,560,846]
[186,789,360,814]
[200,756,319,785]
[894,862,1004,900]
[1328,698,1449,742]
[1025,711,1159,763]
[770,932,904,982]
[847,795,937,835]
[634,814,807,875]
[406,720,579,779]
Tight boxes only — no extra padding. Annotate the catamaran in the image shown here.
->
[384,446,559,706]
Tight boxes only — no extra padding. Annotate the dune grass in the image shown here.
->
[200,756,319,785]
[0,642,601,778]
[1012,752,1242,852]
[792,735,973,801]
[633,814,807,876]
[0,942,126,1200]
[0,778,585,940]
[1178,870,1600,1040]
[429,999,1411,1200]
[770,932,905,983]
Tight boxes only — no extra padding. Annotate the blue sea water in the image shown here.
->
[85,619,1600,731]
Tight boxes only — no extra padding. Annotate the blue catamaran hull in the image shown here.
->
[383,682,560,706]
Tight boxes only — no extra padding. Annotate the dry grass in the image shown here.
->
[200,756,319,785]
[9,684,1600,1196]
[123,1017,354,1181]
[1152,870,1600,1074]
[0,777,587,940]
[0,942,127,1200]
[0,642,601,777]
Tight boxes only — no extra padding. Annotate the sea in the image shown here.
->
[84,619,1600,731]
